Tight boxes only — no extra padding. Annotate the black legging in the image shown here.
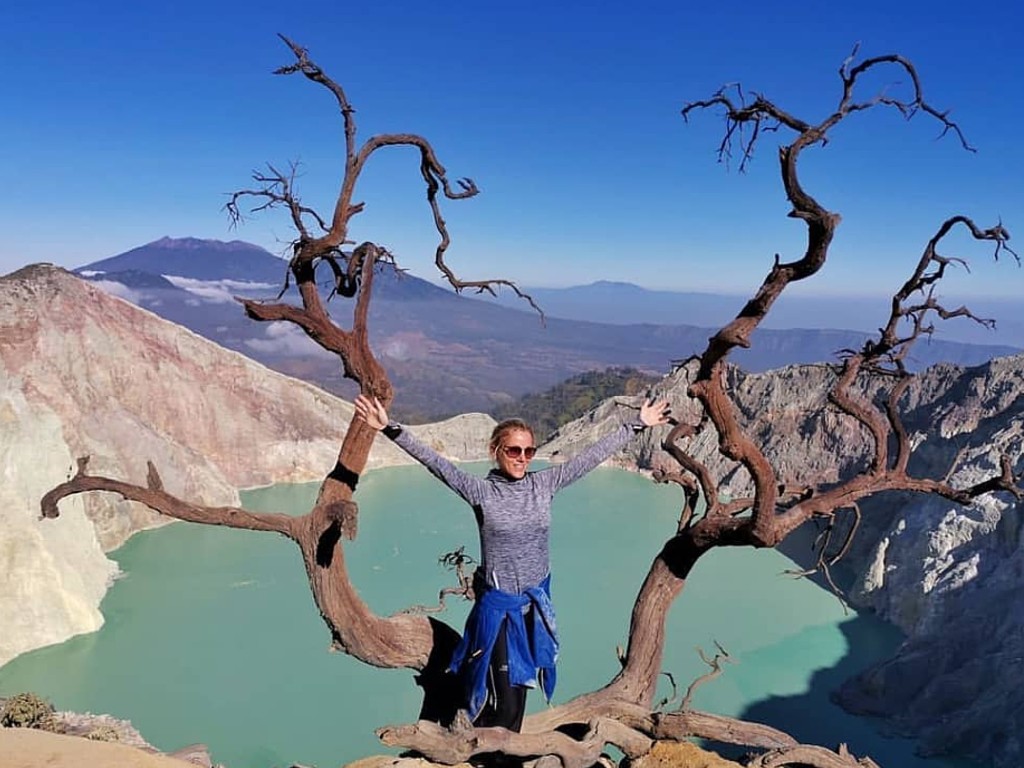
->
[474,618,528,732]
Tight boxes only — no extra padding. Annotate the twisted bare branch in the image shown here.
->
[275,34,357,162]
[679,641,733,712]
[851,215,1017,378]
[225,162,328,238]
[240,38,544,321]
[661,419,718,523]
[674,49,1015,552]
[41,457,295,537]
[399,547,476,615]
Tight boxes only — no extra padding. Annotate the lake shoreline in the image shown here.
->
[0,467,981,768]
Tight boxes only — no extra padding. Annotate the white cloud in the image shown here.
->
[91,280,143,305]
[162,275,277,304]
[244,322,326,357]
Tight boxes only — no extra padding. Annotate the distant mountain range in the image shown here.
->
[80,236,292,284]
[482,280,1024,348]
[72,237,1022,421]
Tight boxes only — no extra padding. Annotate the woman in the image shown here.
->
[354,394,670,731]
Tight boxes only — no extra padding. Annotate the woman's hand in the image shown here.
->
[639,398,672,428]
[354,394,389,431]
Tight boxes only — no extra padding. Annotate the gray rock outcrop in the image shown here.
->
[544,355,1024,767]
[0,265,494,668]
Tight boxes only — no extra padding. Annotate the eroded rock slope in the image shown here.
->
[0,265,493,667]
[544,356,1023,767]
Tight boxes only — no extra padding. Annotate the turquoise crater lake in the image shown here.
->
[0,464,979,767]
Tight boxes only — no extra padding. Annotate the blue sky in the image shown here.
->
[2,0,1022,298]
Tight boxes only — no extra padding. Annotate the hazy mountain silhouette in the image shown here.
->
[482,279,1024,348]
[80,236,291,284]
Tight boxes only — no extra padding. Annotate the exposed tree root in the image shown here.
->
[377,717,651,768]
[379,701,806,768]
[745,742,881,768]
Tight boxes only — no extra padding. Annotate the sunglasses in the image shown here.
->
[501,445,537,460]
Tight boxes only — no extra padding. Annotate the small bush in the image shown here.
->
[0,692,57,730]
[87,725,121,742]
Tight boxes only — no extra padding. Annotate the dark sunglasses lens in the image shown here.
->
[503,446,537,460]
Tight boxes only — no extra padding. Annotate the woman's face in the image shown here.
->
[495,428,536,480]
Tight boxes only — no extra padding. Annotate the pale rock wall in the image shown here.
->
[0,374,116,667]
[0,265,494,668]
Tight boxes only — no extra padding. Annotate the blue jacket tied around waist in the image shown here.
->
[448,575,559,720]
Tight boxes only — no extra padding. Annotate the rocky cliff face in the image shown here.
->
[0,265,494,668]
[543,356,1023,768]
[834,357,1024,765]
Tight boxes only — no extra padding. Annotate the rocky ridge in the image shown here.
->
[0,265,494,668]
[543,356,1024,767]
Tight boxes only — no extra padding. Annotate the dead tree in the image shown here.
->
[43,34,539,722]
[41,40,1021,768]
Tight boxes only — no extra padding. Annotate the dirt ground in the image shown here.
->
[0,728,204,768]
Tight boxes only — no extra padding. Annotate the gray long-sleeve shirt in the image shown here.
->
[390,423,639,594]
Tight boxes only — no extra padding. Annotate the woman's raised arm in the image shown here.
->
[354,395,487,505]
[541,398,671,492]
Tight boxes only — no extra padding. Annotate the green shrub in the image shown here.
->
[0,692,58,730]
[87,725,121,742]
[492,366,663,441]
